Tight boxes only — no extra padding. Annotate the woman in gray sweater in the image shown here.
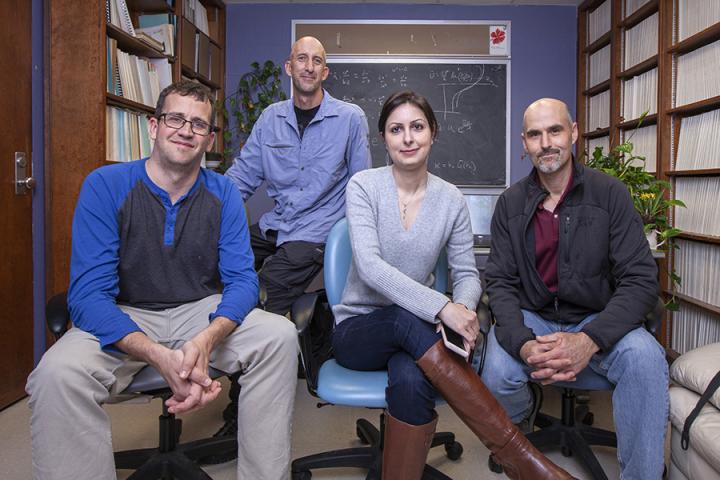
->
[332,91,574,480]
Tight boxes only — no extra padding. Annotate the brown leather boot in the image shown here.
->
[381,411,438,480]
[417,340,576,480]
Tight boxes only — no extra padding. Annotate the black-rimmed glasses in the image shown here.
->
[158,113,217,136]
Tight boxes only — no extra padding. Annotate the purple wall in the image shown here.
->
[226,3,577,220]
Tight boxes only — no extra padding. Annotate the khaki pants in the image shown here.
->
[26,295,299,480]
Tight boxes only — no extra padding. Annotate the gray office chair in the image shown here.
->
[45,293,237,480]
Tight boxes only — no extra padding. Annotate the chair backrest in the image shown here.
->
[323,218,448,307]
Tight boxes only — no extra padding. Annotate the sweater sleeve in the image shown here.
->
[581,183,658,351]
[484,194,536,360]
[211,183,260,324]
[447,194,482,310]
[345,177,450,322]
[67,170,142,349]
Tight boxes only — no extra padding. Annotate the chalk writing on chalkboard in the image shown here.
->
[325,62,508,186]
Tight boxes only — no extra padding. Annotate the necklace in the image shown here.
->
[399,185,426,221]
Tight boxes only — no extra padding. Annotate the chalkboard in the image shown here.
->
[325,61,508,186]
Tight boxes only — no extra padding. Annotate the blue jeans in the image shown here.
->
[481,309,669,479]
[332,305,442,425]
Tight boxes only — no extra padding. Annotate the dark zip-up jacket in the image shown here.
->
[485,160,658,361]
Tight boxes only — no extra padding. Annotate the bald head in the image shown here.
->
[523,98,574,132]
[290,36,327,63]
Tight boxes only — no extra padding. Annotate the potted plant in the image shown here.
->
[584,128,686,309]
[219,60,287,170]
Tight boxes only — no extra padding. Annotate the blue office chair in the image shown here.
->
[291,218,482,480]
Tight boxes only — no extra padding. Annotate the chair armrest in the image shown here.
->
[475,292,492,375]
[645,297,664,338]
[46,292,70,340]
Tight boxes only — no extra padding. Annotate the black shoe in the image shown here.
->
[197,418,239,465]
[515,382,542,434]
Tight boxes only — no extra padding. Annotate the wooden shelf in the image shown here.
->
[670,291,720,317]
[106,93,156,114]
[585,31,611,54]
[666,168,720,177]
[106,23,170,59]
[181,65,221,90]
[670,22,720,55]
[676,231,720,245]
[126,0,173,13]
[617,55,658,79]
[584,127,610,139]
[619,0,658,30]
[618,113,657,129]
[669,95,720,118]
[583,80,610,97]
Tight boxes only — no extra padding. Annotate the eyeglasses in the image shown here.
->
[158,113,216,136]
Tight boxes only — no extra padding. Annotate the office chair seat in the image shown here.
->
[316,360,389,408]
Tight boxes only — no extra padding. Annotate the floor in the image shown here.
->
[0,379,663,479]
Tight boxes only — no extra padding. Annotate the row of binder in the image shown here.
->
[676,109,720,170]
[588,45,610,88]
[671,303,720,354]
[622,68,657,120]
[588,90,610,131]
[677,0,720,41]
[588,0,611,45]
[674,239,720,307]
[106,106,152,163]
[674,177,720,237]
[624,13,658,69]
[676,39,720,106]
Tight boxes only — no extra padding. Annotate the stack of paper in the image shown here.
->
[588,90,610,130]
[676,109,720,170]
[624,12,658,68]
[588,0,611,44]
[676,40,720,106]
[675,177,720,236]
[622,68,657,120]
[678,0,720,41]
[625,0,651,17]
[588,44,610,88]
[623,124,657,172]
[671,303,720,354]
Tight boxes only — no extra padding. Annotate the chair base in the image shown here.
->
[489,389,617,480]
[115,406,237,480]
[291,415,462,480]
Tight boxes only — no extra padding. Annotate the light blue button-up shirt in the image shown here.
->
[225,90,371,245]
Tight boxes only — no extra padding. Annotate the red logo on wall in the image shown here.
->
[491,28,506,45]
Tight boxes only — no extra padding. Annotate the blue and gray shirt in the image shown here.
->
[67,159,258,349]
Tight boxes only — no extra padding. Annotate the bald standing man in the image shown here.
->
[211,37,370,449]
[480,98,669,478]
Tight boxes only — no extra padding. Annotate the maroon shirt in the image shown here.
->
[534,174,573,293]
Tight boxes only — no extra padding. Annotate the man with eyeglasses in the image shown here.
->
[213,36,371,444]
[26,80,299,480]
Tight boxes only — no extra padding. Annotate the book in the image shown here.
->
[136,32,165,53]
[114,0,136,36]
[136,25,175,56]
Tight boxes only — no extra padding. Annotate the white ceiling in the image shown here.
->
[224,0,582,5]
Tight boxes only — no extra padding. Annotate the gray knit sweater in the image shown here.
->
[333,166,482,324]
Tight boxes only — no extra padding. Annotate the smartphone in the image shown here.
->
[438,324,470,359]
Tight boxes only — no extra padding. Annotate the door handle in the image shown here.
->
[15,152,34,195]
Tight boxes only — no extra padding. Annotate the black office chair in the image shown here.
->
[289,218,490,480]
[487,298,665,480]
[45,293,237,480]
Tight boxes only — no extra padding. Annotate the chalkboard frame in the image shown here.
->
[325,56,511,189]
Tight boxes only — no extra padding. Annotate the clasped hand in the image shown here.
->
[155,337,222,414]
[439,302,480,351]
[520,332,599,385]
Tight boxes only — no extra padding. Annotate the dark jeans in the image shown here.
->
[332,305,442,425]
[224,224,324,422]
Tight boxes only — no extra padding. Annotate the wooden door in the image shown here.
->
[0,0,34,409]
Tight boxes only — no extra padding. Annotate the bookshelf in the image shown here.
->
[47,0,225,304]
[577,0,720,354]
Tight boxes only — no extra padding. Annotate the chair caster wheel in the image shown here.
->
[488,455,504,474]
[292,471,312,480]
[582,411,594,425]
[445,441,463,460]
[356,425,370,444]
[562,446,572,457]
